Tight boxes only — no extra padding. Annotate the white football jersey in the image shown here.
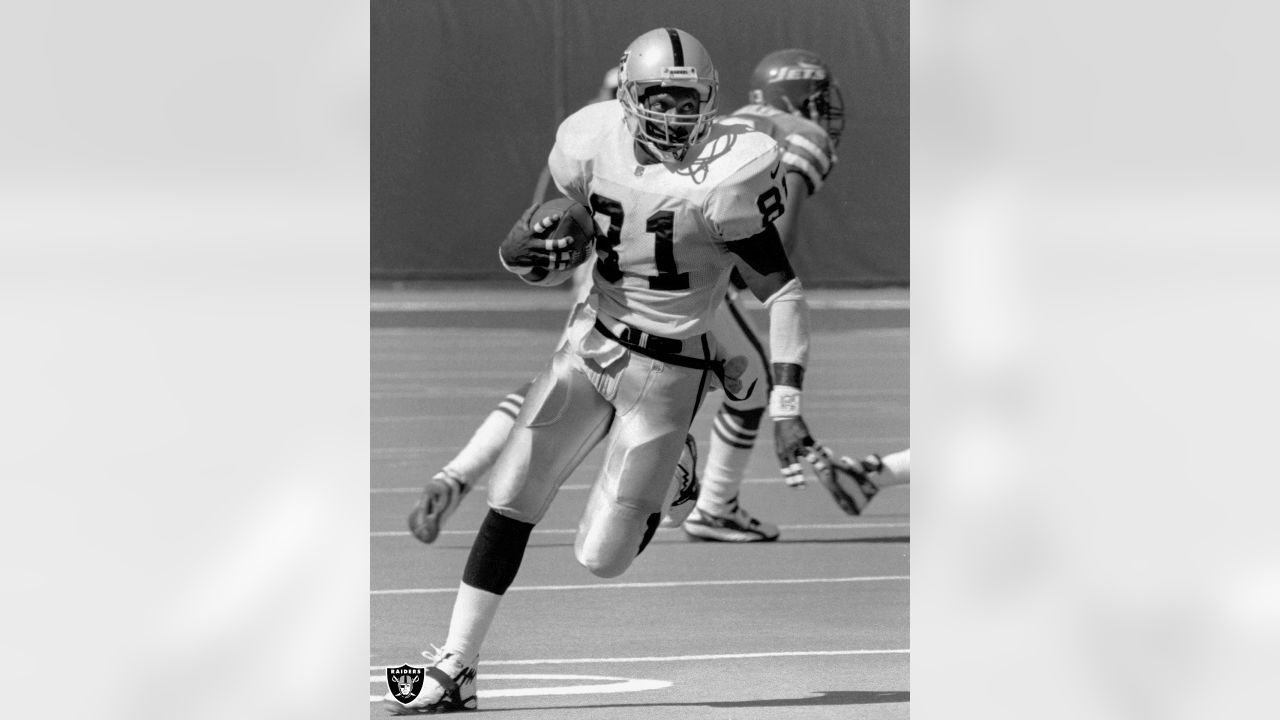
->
[548,101,786,339]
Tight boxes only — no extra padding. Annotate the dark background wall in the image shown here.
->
[372,0,908,286]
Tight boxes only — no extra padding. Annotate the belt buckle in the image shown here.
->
[614,321,680,355]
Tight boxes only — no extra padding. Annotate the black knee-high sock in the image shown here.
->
[462,509,535,595]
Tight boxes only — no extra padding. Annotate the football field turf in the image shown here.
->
[370,286,909,718]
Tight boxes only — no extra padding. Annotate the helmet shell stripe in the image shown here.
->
[666,28,684,65]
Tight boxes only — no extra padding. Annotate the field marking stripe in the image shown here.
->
[370,522,908,537]
[370,648,908,672]
[372,575,908,595]
[372,299,908,312]
[370,674,671,701]
[490,649,911,665]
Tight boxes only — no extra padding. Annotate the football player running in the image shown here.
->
[682,48,856,541]
[407,49,877,548]
[385,28,821,714]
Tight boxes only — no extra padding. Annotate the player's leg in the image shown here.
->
[408,266,595,544]
[684,292,779,542]
[388,350,612,714]
[443,384,530,482]
[575,352,708,577]
[408,382,531,544]
[864,448,910,486]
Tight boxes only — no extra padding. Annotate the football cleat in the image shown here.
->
[381,649,478,715]
[857,453,886,475]
[660,434,700,528]
[811,446,881,515]
[682,498,780,543]
[408,470,470,544]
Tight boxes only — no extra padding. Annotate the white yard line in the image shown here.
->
[372,574,908,595]
[371,648,908,673]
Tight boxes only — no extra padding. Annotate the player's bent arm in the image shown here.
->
[772,171,810,258]
[762,278,810,430]
[728,224,818,485]
[764,280,809,383]
[727,223,811,385]
[763,276,818,486]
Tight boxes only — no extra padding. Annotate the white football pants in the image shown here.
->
[486,306,713,578]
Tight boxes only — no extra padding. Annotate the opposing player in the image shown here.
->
[681,48,850,541]
[385,28,821,714]
[408,49,861,546]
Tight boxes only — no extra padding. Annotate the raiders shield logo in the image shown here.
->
[385,664,425,704]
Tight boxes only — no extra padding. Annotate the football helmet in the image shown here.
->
[748,49,845,146]
[617,27,718,162]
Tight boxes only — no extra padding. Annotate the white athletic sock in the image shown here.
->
[877,449,910,486]
[443,582,503,664]
[697,405,764,512]
[442,386,527,484]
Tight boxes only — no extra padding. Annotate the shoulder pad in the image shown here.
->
[548,102,623,205]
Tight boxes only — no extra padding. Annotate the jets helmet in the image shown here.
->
[617,27,719,161]
[749,49,845,145]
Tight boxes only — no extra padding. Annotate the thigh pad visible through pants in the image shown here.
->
[573,348,710,576]
[486,349,613,524]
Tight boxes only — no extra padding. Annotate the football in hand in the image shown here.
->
[527,197,596,268]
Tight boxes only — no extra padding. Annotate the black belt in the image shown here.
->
[596,320,684,355]
[592,319,757,402]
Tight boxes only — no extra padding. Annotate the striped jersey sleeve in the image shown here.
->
[722,104,837,197]
[779,127,836,196]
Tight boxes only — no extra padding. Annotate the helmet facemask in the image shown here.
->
[753,79,846,147]
[616,28,720,163]
[623,83,716,160]
[801,81,845,147]
[621,81,717,162]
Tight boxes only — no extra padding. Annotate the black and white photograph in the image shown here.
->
[370,2,909,717]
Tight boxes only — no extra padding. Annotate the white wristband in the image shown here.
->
[769,385,802,419]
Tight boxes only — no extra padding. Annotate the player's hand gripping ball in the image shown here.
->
[500,197,596,272]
